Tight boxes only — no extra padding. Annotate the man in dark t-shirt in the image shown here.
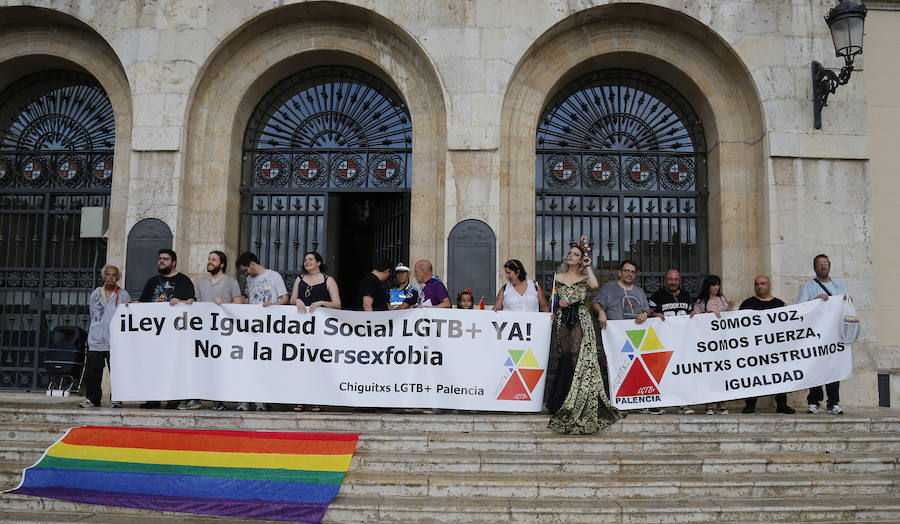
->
[739,275,795,415]
[356,259,391,311]
[139,249,195,303]
[648,269,692,318]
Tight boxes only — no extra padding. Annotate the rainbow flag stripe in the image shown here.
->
[9,426,359,523]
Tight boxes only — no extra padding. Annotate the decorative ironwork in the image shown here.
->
[0,71,114,390]
[241,66,411,279]
[536,69,707,296]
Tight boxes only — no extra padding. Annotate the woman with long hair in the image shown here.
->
[492,259,550,312]
[289,251,341,412]
[547,238,623,434]
[692,274,734,415]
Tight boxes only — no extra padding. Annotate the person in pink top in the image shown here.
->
[691,274,734,415]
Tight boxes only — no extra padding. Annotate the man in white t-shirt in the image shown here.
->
[234,251,288,411]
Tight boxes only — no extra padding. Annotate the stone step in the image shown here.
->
[351,450,900,475]
[3,436,896,479]
[336,471,899,499]
[1,406,897,434]
[2,493,899,523]
[4,422,899,454]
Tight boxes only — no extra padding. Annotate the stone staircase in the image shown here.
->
[0,400,898,523]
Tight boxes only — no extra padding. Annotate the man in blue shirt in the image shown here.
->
[797,254,847,415]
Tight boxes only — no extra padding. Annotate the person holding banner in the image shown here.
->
[740,275,796,415]
[357,258,391,311]
[389,264,418,310]
[798,254,847,415]
[414,260,451,308]
[648,269,696,415]
[457,289,475,309]
[290,251,341,314]
[548,238,623,434]
[235,252,288,412]
[493,259,550,313]
[691,275,734,415]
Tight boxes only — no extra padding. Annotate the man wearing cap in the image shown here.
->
[389,263,419,310]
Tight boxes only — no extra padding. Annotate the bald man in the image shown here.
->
[413,259,451,308]
[739,275,795,414]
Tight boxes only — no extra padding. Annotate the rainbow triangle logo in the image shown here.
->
[615,327,676,398]
[497,348,545,401]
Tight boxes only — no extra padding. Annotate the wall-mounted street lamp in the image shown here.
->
[812,0,867,129]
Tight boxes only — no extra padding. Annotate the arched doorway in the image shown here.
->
[240,65,411,303]
[535,69,707,295]
[0,70,115,390]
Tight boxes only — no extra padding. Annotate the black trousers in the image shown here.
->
[744,393,788,411]
[807,382,840,408]
[83,351,110,406]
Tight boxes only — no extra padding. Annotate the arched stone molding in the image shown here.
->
[499,4,765,295]
[182,2,447,279]
[0,7,133,274]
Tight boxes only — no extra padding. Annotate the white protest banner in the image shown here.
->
[601,296,852,409]
[110,304,551,411]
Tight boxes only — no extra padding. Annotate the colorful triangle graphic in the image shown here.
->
[621,339,635,353]
[616,360,659,397]
[497,371,531,400]
[628,354,634,360]
[640,326,664,351]
[504,357,514,367]
[626,329,646,349]
[641,351,673,383]
[518,368,545,392]
[518,349,540,368]
[508,350,525,365]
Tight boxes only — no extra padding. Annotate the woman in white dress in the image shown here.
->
[492,259,550,312]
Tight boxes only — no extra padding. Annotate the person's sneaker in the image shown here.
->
[236,402,249,411]
[826,404,843,415]
[718,407,729,415]
[742,406,755,414]
[254,403,267,412]
[79,399,96,408]
[214,402,227,411]
[776,405,796,414]
[705,408,714,415]
[641,407,664,415]
[178,399,202,410]
[807,404,818,414]
[111,401,123,409]
[678,406,694,414]
[176,401,188,410]
[139,401,161,409]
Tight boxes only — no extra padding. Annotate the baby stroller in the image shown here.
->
[44,326,87,396]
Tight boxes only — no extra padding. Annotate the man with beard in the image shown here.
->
[177,250,241,410]
[131,248,195,409]
[647,268,695,415]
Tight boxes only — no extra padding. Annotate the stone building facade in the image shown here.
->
[0,0,896,407]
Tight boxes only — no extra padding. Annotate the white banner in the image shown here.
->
[109,304,551,411]
[601,296,852,409]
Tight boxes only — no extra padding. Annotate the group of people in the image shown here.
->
[552,245,849,435]
[81,244,850,436]
[81,248,459,411]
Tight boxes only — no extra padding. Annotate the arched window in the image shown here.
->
[241,66,412,294]
[536,69,707,294]
[0,70,115,390]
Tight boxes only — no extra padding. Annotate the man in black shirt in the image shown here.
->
[139,249,196,303]
[739,275,795,414]
[131,248,195,409]
[357,258,391,311]
[646,269,696,415]
[648,269,693,319]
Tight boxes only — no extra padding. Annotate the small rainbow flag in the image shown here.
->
[9,426,359,523]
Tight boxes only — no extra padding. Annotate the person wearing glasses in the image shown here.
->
[493,259,550,312]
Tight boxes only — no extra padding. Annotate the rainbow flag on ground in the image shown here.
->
[8,426,359,523]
